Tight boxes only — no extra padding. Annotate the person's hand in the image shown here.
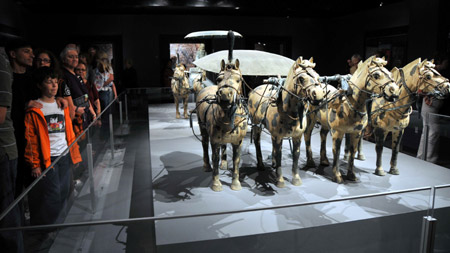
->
[56,97,68,109]
[27,100,43,109]
[76,107,86,114]
[31,167,43,178]
[424,96,432,106]
[96,119,102,127]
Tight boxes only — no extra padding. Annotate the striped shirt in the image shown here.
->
[0,54,17,160]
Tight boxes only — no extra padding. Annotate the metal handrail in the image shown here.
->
[0,91,125,222]
[0,186,432,232]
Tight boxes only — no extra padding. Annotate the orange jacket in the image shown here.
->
[24,106,82,170]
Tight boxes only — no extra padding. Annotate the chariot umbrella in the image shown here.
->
[184,30,243,39]
[193,50,295,76]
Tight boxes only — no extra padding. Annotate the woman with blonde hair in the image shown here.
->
[91,51,117,130]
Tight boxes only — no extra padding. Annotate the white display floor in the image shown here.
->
[150,103,450,246]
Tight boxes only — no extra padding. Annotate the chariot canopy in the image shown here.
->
[184,30,243,39]
[193,50,295,76]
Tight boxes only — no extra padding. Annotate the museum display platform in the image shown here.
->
[150,103,450,252]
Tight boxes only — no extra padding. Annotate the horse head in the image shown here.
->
[285,56,326,106]
[354,55,399,102]
[414,59,449,98]
[172,63,190,91]
[216,59,242,108]
[193,70,207,93]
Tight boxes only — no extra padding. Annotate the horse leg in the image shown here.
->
[346,133,359,181]
[389,130,404,175]
[331,130,344,183]
[252,126,264,170]
[343,133,350,160]
[304,116,316,168]
[230,141,243,191]
[211,142,222,192]
[291,136,302,186]
[220,144,228,170]
[183,96,189,119]
[374,128,387,176]
[174,96,180,119]
[320,128,330,166]
[199,126,212,172]
[272,136,285,188]
[356,130,366,160]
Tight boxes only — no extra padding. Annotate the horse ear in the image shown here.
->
[296,56,303,65]
[431,59,435,64]
[309,57,314,63]
[381,56,386,61]
[221,59,226,71]
[235,59,240,69]
[358,60,364,69]
[391,67,400,81]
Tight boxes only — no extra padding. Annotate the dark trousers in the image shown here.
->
[28,154,71,226]
[0,155,24,253]
[99,90,113,139]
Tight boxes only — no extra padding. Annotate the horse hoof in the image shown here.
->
[211,183,223,192]
[389,168,400,175]
[333,176,343,184]
[220,161,228,170]
[231,180,242,191]
[292,177,302,186]
[203,165,212,172]
[184,114,189,119]
[306,160,316,168]
[343,154,349,161]
[276,180,286,188]
[357,153,366,161]
[320,159,330,166]
[176,114,180,119]
[347,172,358,181]
[375,168,386,176]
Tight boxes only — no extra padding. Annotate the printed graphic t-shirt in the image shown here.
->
[37,99,68,156]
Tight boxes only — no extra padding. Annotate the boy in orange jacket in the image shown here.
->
[24,67,81,226]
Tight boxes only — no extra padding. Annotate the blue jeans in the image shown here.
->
[28,154,71,226]
[0,155,24,253]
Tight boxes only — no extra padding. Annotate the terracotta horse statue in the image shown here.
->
[304,83,338,168]
[309,56,400,183]
[367,58,450,176]
[192,70,207,94]
[248,57,326,188]
[171,62,191,119]
[196,59,247,191]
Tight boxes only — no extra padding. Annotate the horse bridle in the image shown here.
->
[288,68,324,102]
[417,66,449,97]
[216,70,243,105]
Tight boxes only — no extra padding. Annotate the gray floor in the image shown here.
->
[150,103,450,246]
[46,102,450,252]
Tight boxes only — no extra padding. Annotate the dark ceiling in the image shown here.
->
[16,0,404,17]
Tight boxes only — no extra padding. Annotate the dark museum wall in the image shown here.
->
[1,0,447,88]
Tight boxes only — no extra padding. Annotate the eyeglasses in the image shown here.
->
[75,68,87,72]
[37,58,51,63]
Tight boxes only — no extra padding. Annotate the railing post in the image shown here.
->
[87,143,96,213]
[420,216,437,253]
[423,112,429,161]
[109,112,114,159]
[119,101,123,126]
[125,93,128,122]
